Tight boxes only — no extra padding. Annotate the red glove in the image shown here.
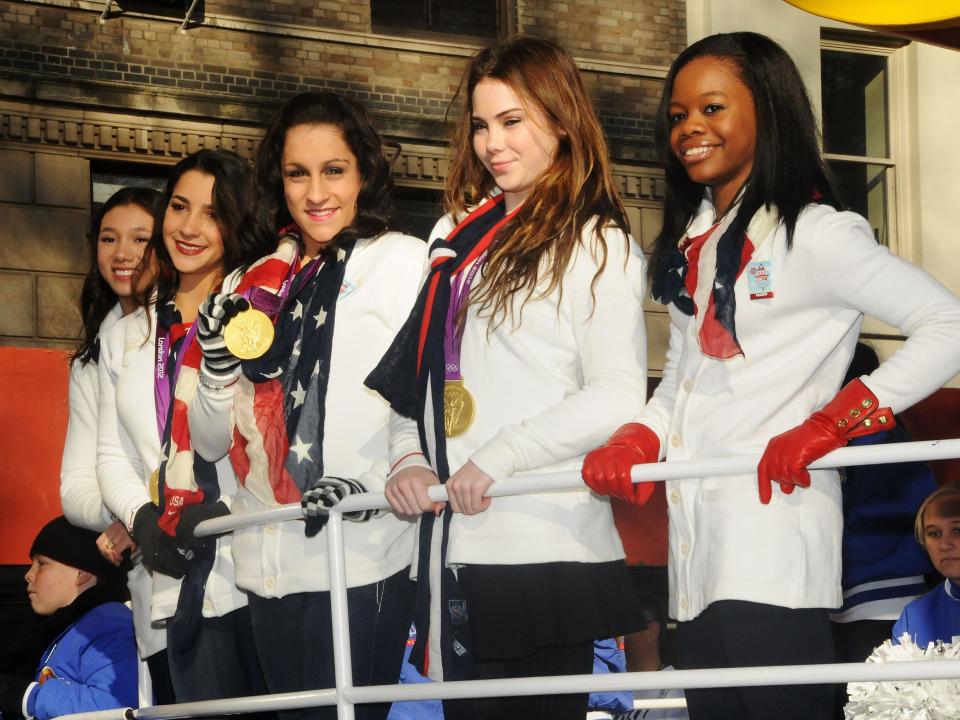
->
[757,378,894,504]
[582,423,660,506]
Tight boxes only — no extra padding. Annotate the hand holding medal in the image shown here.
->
[197,292,273,389]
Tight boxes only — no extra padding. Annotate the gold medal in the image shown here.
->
[224,308,275,360]
[149,467,161,506]
[444,379,476,437]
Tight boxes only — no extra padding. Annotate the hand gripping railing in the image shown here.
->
[55,439,960,720]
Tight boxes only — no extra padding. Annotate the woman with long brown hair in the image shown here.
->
[370,34,648,720]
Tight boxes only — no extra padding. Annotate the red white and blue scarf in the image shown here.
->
[367,194,516,680]
[652,198,779,359]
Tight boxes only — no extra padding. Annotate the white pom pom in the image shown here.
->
[844,635,960,720]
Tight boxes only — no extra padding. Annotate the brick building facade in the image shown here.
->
[0,0,684,367]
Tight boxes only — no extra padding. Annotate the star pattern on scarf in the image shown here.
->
[314,308,327,328]
[289,434,313,464]
[292,299,303,320]
[290,380,306,408]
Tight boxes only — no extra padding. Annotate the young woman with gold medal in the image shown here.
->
[369,34,648,720]
[96,150,274,705]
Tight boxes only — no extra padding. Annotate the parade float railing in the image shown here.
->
[55,439,960,720]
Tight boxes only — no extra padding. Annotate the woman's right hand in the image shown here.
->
[97,520,137,567]
[385,466,442,517]
[582,422,660,505]
[197,292,249,384]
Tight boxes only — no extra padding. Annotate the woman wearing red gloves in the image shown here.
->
[582,33,960,720]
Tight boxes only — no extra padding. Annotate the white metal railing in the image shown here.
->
[57,438,960,720]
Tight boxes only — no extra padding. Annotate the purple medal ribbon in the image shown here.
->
[443,250,488,381]
[154,317,200,443]
[243,250,325,317]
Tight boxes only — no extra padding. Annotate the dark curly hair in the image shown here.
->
[254,91,396,250]
[73,186,162,365]
[146,149,276,309]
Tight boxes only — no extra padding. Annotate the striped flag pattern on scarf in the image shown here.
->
[228,234,303,505]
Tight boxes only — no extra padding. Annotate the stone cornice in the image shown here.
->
[0,96,663,200]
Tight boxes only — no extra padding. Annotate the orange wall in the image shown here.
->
[0,347,70,564]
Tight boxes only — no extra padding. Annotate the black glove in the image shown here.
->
[174,501,231,553]
[0,673,31,719]
[197,292,249,385]
[301,476,374,538]
[130,504,187,579]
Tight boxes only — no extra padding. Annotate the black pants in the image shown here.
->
[832,619,895,718]
[676,601,835,720]
[442,639,594,720]
[166,606,269,717]
[248,568,416,720]
[145,649,175,704]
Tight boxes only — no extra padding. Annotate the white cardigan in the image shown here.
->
[189,232,428,595]
[60,303,123,532]
[393,215,648,568]
[97,303,248,625]
[60,303,166,660]
[637,201,960,622]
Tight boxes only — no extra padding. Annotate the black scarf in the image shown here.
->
[366,195,513,679]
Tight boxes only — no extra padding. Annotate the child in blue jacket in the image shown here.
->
[0,516,138,719]
[893,484,960,647]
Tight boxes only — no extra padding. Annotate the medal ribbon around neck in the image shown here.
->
[227,235,326,358]
[441,248,489,437]
[154,316,199,445]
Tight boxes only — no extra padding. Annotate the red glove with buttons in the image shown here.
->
[757,378,895,504]
[582,423,660,506]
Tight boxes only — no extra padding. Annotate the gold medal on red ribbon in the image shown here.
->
[444,379,476,437]
[224,308,274,360]
[149,467,161,506]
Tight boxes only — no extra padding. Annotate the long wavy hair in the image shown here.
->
[73,186,162,365]
[445,34,629,325]
[254,91,396,250]
[146,149,275,309]
[649,32,842,290]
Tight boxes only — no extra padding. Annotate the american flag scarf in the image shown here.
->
[232,230,355,504]
[153,299,221,650]
[366,194,516,680]
[651,198,779,359]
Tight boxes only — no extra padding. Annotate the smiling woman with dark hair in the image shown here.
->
[187,92,427,720]
[96,149,275,706]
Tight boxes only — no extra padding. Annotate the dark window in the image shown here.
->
[392,186,442,242]
[371,0,501,39]
[821,47,893,246]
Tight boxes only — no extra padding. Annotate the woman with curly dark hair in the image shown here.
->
[189,92,426,720]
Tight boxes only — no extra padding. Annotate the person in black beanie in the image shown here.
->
[0,516,137,719]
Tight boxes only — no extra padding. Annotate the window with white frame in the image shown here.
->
[820,34,912,257]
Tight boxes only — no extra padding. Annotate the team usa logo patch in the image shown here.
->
[747,260,774,300]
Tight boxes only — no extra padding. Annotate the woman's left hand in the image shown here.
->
[446,461,494,515]
[97,521,137,567]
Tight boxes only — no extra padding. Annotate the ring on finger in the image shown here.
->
[105,540,116,550]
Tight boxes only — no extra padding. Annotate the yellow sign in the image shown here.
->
[784,0,960,27]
